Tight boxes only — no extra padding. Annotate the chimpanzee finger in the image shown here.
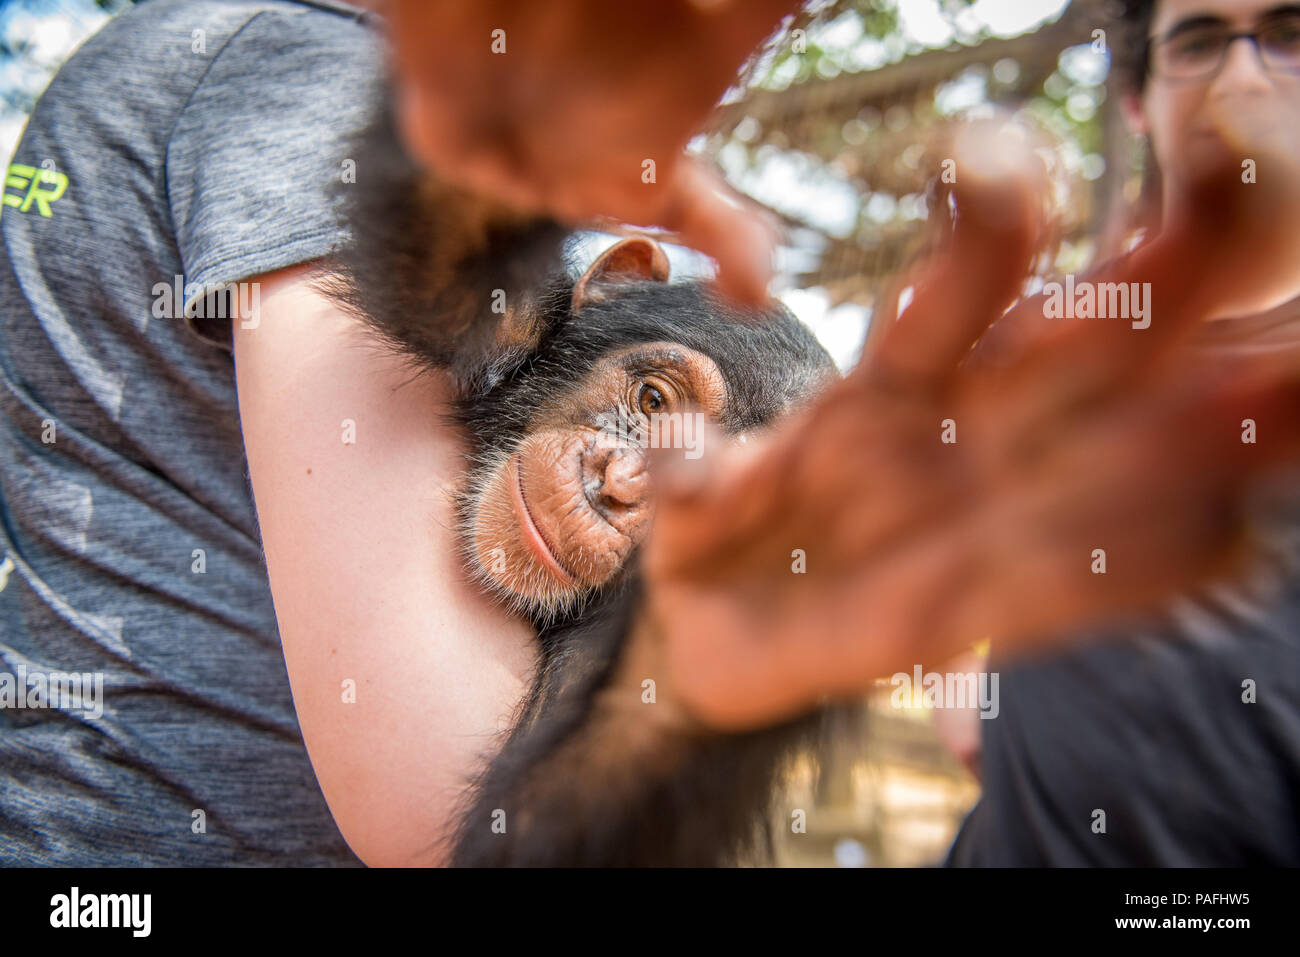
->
[660,160,780,309]
[861,120,1048,396]
[956,363,1300,657]
[640,405,781,576]
[990,146,1300,428]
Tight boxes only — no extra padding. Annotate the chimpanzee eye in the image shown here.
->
[637,382,667,417]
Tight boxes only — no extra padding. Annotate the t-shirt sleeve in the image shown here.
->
[165,7,385,350]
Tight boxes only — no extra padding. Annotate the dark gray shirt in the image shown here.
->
[949,293,1300,866]
[947,579,1300,866]
[0,0,383,865]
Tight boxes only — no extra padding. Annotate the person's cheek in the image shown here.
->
[1151,83,1227,183]
[1140,85,1181,176]
[1279,79,1300,153]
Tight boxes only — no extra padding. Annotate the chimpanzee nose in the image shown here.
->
[584,444,648,517]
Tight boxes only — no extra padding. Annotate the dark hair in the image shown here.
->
[1113,0,1157,93]
[1110,0,1165,233]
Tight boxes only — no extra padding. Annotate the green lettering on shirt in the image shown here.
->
[4,163,69,217]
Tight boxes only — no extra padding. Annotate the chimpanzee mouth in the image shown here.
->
[510,456,582,586]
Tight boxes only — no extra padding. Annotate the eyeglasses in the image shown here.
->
[1148,13,1300,79]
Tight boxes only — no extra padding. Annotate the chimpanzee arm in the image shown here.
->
[443,572,844,867]
[318,96,572,390]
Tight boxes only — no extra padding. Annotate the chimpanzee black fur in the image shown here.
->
[320,93,859,867]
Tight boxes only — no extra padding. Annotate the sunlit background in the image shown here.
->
[576,0,1127,376]
[1,0,1140,866]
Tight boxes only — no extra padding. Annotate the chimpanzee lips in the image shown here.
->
[511,456,582,586]
[506,440,634,593]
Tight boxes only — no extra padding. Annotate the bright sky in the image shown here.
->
[0,0,110,163]
[903,0,1072,44]
[765,0,1082,370]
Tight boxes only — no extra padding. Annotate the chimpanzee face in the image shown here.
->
[452,237,838,626]
[462,340,728,623]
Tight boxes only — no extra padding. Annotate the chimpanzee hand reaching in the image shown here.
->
[623,126,1300,733]
[385,0,799,307]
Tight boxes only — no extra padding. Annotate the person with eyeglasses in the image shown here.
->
[945,0,1300,866]
[1147,3,1300,80]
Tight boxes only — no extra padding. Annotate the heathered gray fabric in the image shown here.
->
[0,0,384,865]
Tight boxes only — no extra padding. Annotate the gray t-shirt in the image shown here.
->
[0,0,384,865]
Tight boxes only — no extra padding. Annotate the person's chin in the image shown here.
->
[1207,99,1299,152]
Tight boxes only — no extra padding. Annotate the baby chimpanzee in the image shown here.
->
[322,97,850,866]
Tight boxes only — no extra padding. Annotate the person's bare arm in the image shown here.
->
[232,262,538,867]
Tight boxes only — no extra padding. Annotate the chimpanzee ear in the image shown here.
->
[572,237,671,312]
